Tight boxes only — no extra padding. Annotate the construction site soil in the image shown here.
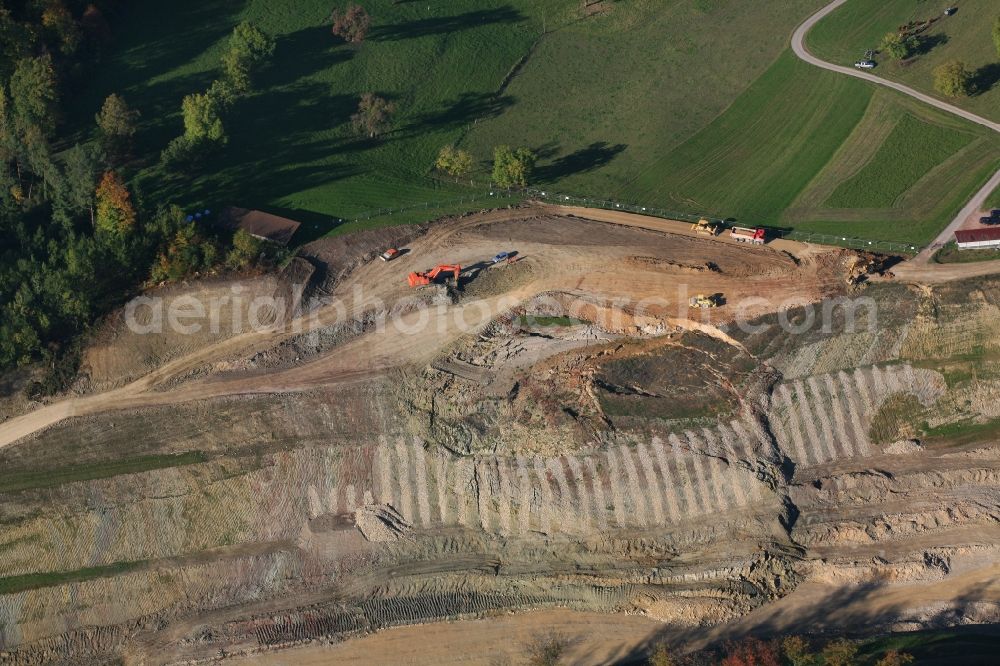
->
[2,205,1000,664]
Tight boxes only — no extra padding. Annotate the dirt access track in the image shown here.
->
[0,204,846,450]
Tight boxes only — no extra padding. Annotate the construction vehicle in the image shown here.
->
[689,294,721,309]
[379,248,400,262]
[845,252,893,286]
[730,226,766,245]
[408,264,461,288]
[691,218,719,236]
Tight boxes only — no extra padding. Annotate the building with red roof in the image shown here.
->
[955,227,1000,249]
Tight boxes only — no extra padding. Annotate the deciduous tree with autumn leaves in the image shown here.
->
[94,170,136,237]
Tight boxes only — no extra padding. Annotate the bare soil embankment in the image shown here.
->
[2,207,999,665]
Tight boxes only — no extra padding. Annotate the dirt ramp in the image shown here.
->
[81,263,315,393]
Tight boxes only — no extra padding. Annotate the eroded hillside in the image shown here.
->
[1,207,999,665]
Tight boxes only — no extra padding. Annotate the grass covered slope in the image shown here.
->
[789,90,1000,243]
[459,0,825,194]
[616,51,872,226]
[615,51,999,244]
[806,0,1000,123]
[74,0,996,245]
[824,113,975,208]
[83,0,825,228]
[77,0,562,226]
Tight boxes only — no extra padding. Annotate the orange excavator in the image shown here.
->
[407,264,461,288]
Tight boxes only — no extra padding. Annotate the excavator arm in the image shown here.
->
[408,264,462,288]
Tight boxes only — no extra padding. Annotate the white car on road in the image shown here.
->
[854,60,876,69]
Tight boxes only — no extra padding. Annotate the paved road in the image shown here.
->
[917,167,1000,260]
[791,0,1000,265]
[791,0,1000,133]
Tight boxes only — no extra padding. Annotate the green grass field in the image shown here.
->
[616,51,872,225]
[613,52,999,243]
[73,0,999,246]
[791,91,1000,243]
[825,113,975,208]
[806,0,1000,123]
[989,183,1000,208]
[459,0,824,194]
[76,0,566,230]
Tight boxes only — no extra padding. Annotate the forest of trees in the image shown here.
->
[0,0,538,381]
[0,1,277,378]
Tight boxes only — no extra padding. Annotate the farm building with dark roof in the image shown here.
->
[221,207,301,246]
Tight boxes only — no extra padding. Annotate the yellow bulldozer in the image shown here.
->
[691,218,719,236]
[689,294,721,309]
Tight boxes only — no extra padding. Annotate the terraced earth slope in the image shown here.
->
[1,207,999,664]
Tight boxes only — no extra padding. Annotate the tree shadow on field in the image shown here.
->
[139,26,354,154]
[911,32,948,56]
[370,6,526,41]
[230,84,359,157]
[258,27,355,91]
[534,142,627,182]
[86,20,355,165]
[532,141,560,162]
[150,85,362,207]
[971,63,1000,96]
[111,0,240,81]
[130,71,221,153]
[409,92,515,133]
[66,0,242,144]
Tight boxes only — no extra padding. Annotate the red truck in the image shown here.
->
[730,226,766,245]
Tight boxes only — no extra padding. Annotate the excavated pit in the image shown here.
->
[1,208,998,664]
